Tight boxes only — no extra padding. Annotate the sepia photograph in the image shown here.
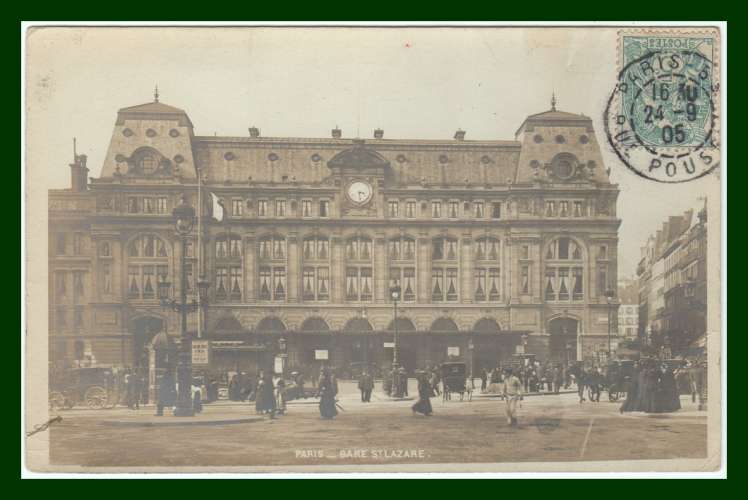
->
[22,23,725,477]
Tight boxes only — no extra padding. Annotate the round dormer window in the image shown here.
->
[550,153,578,180]
[311,153,322,162]
[555,134,566,144]
[396,154,407,163]
[224,152,235,161]
[122,128,134,137]
[579,134,590,144]
[481,155,492,164]
[438,154,449,164]
[146,129,157,138]
[115,154,127,163]
[174,154,185,164]
[533,134,543,143]
[169,129,180,138]
[268,153,279,162]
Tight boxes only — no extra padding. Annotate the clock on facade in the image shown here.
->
[346,180,373,205]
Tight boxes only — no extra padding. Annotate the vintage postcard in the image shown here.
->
[23,23,726,476]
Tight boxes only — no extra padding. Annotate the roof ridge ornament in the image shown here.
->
[154,84,160,103]
[551,92,557,111]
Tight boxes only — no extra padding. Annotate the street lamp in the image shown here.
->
[605,289,615,359]
[389,284,401,369]
[158,195,210,417]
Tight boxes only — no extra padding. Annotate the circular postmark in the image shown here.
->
[604,49,720,183]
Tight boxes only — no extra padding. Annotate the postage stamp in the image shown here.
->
[604,29,721,183]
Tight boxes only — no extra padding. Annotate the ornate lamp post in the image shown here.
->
[157,195,210,417]
[605,288,615,359]
[389,284,401,369]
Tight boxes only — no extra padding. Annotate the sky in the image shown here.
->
[25,26,720,278]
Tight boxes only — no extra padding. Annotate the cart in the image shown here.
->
[49,367,112,410]
[605,360,635,401]
[441,361,471,402]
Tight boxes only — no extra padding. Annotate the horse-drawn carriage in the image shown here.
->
[440,361,472,402]
[49,367,112,410]
[604,360,636,401]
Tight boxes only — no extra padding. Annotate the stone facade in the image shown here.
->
[49,97,620,378]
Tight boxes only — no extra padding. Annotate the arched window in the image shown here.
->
[127,235,170,300]
[432,236,459,302]
[258,235,286,302]
[302,236,330,302]
[300,317,330,332]
[545,237,584,302]
[475,237,501,302]
[389,236,416,302]
[215,234,243,302]
[431,317,459,332]
[256,317,286,333]
[345,236,373,302]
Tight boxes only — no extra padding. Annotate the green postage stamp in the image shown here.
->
[605,29,721,183]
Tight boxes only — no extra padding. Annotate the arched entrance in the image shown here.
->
[132,316,164,368]
[548,317,578,364]
[342,318,374,376]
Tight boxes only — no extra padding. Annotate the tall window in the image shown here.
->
[432,237,458,302]
[215,235,242,301]
[73,234,83,255]
[544,237,584,302]
[491,202,502,219]
[258,236,286,301]
[545,201,556,217]
[127,235,169,300]
[302,236,330,301]
[157,197,168,214]
[258,200,268,217]
[448,201,459,218]
[389,236,416,302]
[405,201,416,218]
[431,201,442,218]
[474,237,500,302]
[573,201,583,217]
[232,199,243,217]
[345,236,373,302]
[301,200,312,217]
[143,198,155,214]
[559,201,569,217]
[474,202,484,218]
[55,233,66,255]
[319,200,329,218]
[276,199,286,217]
[388,200,399,218]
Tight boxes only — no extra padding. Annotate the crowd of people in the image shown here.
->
[619,359,682,414]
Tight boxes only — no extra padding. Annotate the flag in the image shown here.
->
[210,192,225,222]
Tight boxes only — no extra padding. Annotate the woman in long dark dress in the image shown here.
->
[654,366,681,413]
[318,369,338,419]
[412,372,433,416]
[642,366,660,413]
[620,362,640,413]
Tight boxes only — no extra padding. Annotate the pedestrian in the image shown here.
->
[480,369,488,392]
[125,371,139,410]
[553,365,563,394]
[255,371,276,418]
[502,368,523,426]
[358,370,374,402]
[398,367,409,397]
[430,369,440,396]
[577,367,588,403]
[411,371,433,416]
[588,367,602,403]
[155,370,175,416]
[654,364,681,413]
[620,361,640,413]
[192,383,203,414]
[276,377,287,415]
[318,368,338,419]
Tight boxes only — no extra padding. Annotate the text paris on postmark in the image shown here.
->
[604,29,721,183]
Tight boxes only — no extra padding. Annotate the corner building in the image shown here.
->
[48,97,620,377]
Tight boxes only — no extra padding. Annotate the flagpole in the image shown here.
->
[197,167,203,339]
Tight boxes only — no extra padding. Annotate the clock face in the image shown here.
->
[346,181,373,205]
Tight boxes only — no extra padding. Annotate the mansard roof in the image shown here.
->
[116,100,194,127]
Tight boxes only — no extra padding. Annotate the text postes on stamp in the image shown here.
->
[605,31,720,183]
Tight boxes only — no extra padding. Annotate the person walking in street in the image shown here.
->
[480,369,488,392]
[276,377,287,415]
[577,367,589,404]
[125,371,139,410]
[358,370,374,402]
[255,371,277,418]
[553,365,563,394]
[502,368,523,427]
[318,368,338,420]
[411,371,434,416]
[155,371,175,416]
[620,361,640,413]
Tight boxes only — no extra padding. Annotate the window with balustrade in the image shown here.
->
[544,237,584,302]
[258,235,286,301]
[215,234,243,301]
[302,236,330,301]
[389,236,416,302]
[474,237,501,302]
[126,235,170,300]
[345,236,373,302]
[432,236,459,302]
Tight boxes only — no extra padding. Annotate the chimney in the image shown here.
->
[69,154,88,192]
[373,128,384,139]
[454,129,466,141]
[332,126,342,139]
[248,126,260,138]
